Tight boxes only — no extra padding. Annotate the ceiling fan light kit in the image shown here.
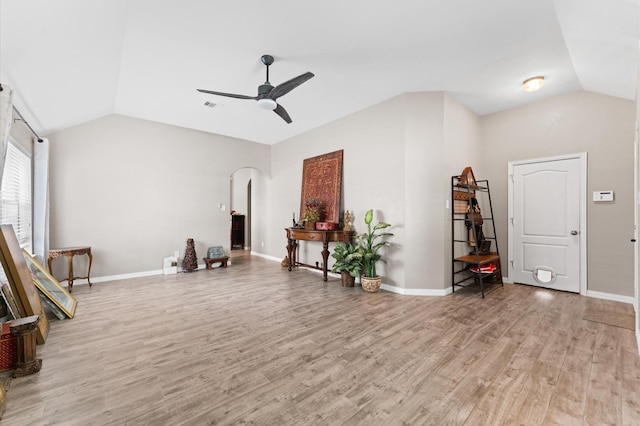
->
[257,98,277,110]
[197,54,314,123]
[523,75,545,92]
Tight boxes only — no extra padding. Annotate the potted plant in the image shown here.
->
[356,209,393,292]
[303,198,321,229]
[330,241,363,287]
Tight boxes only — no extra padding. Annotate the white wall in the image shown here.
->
[267,92,481,291]
[443,94,483,287]
[481,91,635,296]
[47,114,270,278]
[269,94,407,286]
[42,90,637,300]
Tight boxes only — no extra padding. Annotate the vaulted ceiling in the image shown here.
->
[1,0,638,145]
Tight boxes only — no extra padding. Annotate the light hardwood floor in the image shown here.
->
[2,254,639,425]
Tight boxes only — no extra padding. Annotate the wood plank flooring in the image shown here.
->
[1,254,639,425]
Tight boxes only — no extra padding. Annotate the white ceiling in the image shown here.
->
[1,0,638,145]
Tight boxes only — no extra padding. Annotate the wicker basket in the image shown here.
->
[361,276,382,293]
[0,323,17,372]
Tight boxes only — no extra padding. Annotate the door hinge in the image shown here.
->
[510,217,514,225]
[510,174,514,183]
[510,260,514,268]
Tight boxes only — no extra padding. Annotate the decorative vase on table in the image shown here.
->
[303,198,322,231]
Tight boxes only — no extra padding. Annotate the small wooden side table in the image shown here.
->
[48,246,93,292]
[285,228,354,281]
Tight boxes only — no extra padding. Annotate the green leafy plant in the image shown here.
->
[330,241,364,277]
[356,209,393,278]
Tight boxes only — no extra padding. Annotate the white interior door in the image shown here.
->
[510,157,584,293]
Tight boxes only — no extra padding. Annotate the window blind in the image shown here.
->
[0,140,32,251]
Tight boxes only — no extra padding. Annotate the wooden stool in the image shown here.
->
[203,257,229,270]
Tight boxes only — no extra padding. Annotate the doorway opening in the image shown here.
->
[230,167,267,256]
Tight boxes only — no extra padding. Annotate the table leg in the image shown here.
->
[321,240,330,282]
[86,250,93,287]
[287,238,294,271]
[67,253,75,293]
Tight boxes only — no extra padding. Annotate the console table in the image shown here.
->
[286,228,354,281]
[48,246,93,293]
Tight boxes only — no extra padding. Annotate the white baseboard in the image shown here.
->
[73,262,228,286]
[74,268,164,286]
[380,283,451,296]
[250,251,282,262]
[586,290,635,305]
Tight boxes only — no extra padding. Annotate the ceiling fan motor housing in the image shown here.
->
[258,84,274,98]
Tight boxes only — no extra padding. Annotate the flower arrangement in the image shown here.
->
[303,198,322,222]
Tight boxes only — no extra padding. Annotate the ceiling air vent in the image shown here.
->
[203,101,224,110]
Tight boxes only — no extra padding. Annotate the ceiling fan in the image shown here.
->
[197,55,314,124]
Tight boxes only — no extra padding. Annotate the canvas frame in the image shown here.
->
[23,249,77,319]
[0,225,49,343]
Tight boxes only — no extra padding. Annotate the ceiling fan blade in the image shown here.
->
[269,72,314,100]
[197,89,256,100]
[274,104,292,124]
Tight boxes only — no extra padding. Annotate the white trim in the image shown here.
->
[381,283,451,296]
[250,251,282,262]
[634,118,640,354]
[586,290,635,305]
[508,152,588,296]
[70,262,225,286]
[74,269,164,285]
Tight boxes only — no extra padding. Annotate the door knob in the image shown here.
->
[570,230,579,235]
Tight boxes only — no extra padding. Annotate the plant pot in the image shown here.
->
[304,221,316,230]
[341,271,355,287]
[361,276,382,293]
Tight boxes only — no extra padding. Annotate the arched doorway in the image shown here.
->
[230,167,267,253]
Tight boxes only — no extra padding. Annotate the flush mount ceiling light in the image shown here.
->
[523,76,545,92]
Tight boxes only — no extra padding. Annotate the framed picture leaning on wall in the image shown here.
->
[22,249,77,319]
[0,225,49,344]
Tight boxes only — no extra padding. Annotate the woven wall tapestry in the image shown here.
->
[300,150,343,224]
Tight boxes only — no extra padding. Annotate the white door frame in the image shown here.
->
[508,153,588,295]
[634,121,639,353]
